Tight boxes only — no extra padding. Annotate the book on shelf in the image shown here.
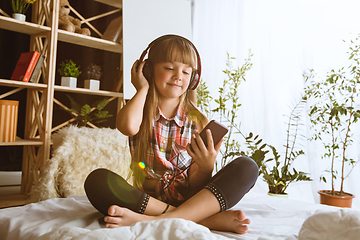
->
[29,54,45,83]
[102,16,122,44]
[10,51,41,82]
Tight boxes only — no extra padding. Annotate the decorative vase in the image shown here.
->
[12,13,26,22]
[318,190,354,208]
[84,79,100,90]
[61,77,77,88]
[268,192,288,198]
[0,100,19,142]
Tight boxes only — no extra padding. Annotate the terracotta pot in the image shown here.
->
[318,190,355,208]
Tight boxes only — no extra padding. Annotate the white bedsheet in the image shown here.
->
[0,192,359,240]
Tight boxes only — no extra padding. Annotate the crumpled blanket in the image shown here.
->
[2,192,359,240]
[35,218,231,240]
[298,208,360,240]
[0,196,231,240]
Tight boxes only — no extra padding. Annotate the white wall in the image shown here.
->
[122,0,192,99]
[192,0,360,208]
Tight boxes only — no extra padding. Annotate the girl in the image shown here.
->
[84,35,258,234]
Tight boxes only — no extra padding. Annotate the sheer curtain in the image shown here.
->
[192,0,360,208]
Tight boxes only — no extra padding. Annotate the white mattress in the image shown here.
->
[1,191,359,240]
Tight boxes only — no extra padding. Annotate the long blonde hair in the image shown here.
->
[130,37,207,188]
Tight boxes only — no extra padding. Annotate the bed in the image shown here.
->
[1,126,359,240]
[1,190,360,240]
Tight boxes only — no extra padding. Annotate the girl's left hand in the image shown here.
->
[131,60,149,91]
[186,129,223,174]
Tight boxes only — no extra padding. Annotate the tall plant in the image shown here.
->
[197,52,311,194]
[303,35,360,196]
[212,52,253,169]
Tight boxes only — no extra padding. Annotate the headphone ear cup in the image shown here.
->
[142,59,151,81]
[188,71,200,90]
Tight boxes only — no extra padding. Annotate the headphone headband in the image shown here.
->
[138,34,201,90]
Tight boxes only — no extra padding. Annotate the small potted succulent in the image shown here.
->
[11,0,36,21]
[58,60,81,88]
[84,63,102,90]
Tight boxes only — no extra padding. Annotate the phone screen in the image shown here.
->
[191,120,228,150]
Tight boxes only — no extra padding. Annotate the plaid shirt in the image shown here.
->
[129,106,197,202]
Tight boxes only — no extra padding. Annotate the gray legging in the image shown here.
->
[84,156,259,216]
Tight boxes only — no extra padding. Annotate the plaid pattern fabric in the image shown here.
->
[129,106,197,202]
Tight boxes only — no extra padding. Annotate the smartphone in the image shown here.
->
[190,120,228,151]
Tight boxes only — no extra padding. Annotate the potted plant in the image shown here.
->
[84,63,102,90]
[58,60,81,88]
[197,53,312,195]
[62,94,113,127]
[303,35,360,207]
[11,0,36,21]
[246,99,312,196]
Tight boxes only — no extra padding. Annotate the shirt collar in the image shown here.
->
[155,105,185,127]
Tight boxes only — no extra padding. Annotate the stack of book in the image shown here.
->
[10,51,45,83]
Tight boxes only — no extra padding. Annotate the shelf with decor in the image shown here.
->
[0,16,121,53]
[0,0,124,198]
[58,29,122,53]
[54,85,123,97]
[0,138,43,146]
[0,79,47,90]
[94,0,122,8]
[0,15,50,35]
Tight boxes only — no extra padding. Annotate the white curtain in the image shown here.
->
[192,0,360,208]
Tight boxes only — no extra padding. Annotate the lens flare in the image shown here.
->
[138,162,146,169]
[107,172,136,205]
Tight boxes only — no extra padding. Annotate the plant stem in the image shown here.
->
[330,105,335,195]
[340,85,355,194]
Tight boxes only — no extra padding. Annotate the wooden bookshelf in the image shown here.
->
[0,0,124,197]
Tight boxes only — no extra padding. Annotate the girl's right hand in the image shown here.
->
[187,129,222,174]
[131,60,149,91]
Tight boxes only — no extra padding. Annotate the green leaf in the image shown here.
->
[81,104,91,115]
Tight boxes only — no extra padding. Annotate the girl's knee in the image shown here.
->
[209,156,259,210]
[84,168,113,197]
[85,168,108,186]
[230,156,259,176]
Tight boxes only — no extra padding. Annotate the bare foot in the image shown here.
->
[104,205,155,228]
[104,205,250,234]
[199,210,250,234]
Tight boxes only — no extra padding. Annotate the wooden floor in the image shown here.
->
[0,171,29,209]
[0,193,29,209]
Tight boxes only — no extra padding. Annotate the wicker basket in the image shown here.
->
[0,100,19,142]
